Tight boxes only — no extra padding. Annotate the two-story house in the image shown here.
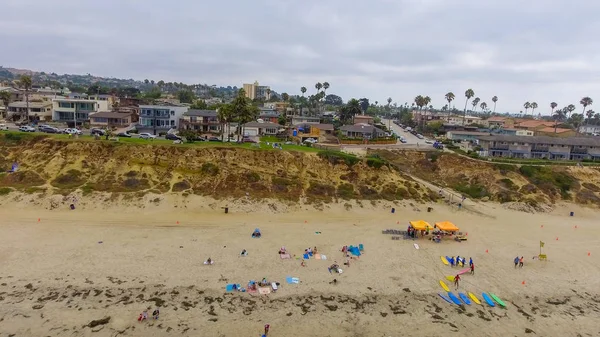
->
[258,108,280,123]
[179,109,220,134]
[52,97,111,126]
[8,101,53,121]
[138,104,188,134]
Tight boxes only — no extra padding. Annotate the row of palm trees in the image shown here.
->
[295,82,330,115]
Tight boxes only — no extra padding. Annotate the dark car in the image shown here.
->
[208,136,221,142]
[165,133,182,141]
[117,132,132,138]
[242,138,256,143]
[91,128,106,136]
[39,126,59,133]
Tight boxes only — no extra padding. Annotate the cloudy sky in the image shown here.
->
[1,0,599,114]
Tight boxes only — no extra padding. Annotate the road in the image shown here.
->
[382,119,424,145]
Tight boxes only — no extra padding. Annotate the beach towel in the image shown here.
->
[348,247,361,256]
[225,284,240,292]
[286,277,300,284]
[280,253,291,259]
[314,254,321,260]
[259,287,271,295]
[303,254,309,260]
[309,251,313,257]
[203,261,214,265]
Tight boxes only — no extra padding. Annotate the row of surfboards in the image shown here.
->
[439,280,506,307]
[440,255,466,267]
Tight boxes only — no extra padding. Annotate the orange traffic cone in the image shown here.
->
[556,237,559,241]
[38,218,40,222]
[522,281,526,285]
[176,221,180,224]
[588,252,591,256]
[540,225,543,228]
[485,249,489,253]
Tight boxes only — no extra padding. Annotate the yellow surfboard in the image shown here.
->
[439,280,450,292]
[445,275,455,282]
[441,256,449,265]
[468,292,481,305]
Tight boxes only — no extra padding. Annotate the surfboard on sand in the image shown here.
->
[482,293,495,307]
[439,280,450,292]
[457,268,470,275]
[459,293,472,305]
[447,292,462,305]
[490,293,506,307]
[445,275,455,281]
[438,293,453,304]
[468,292,481,305]
[440,256,449,265]
[414,243,419,250]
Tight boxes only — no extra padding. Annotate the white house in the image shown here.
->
[52,96,110,125]
[579,124,600,135]
[138,104,189,134]
[242,121,282,136]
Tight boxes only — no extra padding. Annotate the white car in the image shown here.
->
[64,128,82,135]
[303,138,318,144]
[19,126,36,132]
[139,133,156,140]
[425,139,434,144]
[0,124,8,131]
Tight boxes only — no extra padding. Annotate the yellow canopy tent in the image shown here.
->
[435,221,460,232]
[409,220,433,231]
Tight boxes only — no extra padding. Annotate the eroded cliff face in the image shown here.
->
[375,150,600,207]
[0,136,435,204]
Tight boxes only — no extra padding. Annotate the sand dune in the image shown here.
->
[1,200,599,336]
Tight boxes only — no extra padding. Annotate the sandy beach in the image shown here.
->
[1,197,599,337]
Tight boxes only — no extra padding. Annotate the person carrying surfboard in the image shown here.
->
[454,274,460,289]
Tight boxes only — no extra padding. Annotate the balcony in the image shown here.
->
[531,147,549,152]
[490,145,509,150]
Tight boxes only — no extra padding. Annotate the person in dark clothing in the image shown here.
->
[470,263,475,275]
[514,256,519,268]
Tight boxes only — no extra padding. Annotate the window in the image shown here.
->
[170,120,175,126]
[171,111,175,116]
[59,102,74,108]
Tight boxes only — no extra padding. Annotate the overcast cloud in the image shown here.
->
[1,0,599,113]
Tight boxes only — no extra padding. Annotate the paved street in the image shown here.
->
[382,119,423,145]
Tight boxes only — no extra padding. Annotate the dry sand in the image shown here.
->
[1,196,600,337]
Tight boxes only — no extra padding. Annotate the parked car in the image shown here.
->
[19,126,36,132]
[64,128,82,135]
[304,138,318,144]
[424,139,433,144]
[165,133,182,141]
[139,133,156,140]
[241,138,256,143]
[90,128,106,136]
[39,126,59,133]
[399,137,407,143]
[117,132,132,138]
[208,136,221,142]
[0,124,8,131]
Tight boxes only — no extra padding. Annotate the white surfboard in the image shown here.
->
[414,243,420,250]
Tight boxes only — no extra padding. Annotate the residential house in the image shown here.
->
[440,124,479,133]
[353,115,374,125]
[293,123,334,140]
[264,101,290,113]
[291,116,320,125]
[447,115,482,126]
[243,81,270,100]
[179,109,220,134]
[446,131,491,142]
[536,127,576,138]
[7,101,53,121]
[514,120,556,132]
[483,116,513,129]
[496,128,534,136]
[52,97,111,125]
[0,86,24,102]
[478,135,600,161]
[89,94,118,108]
[579,125,600,135]
[242,121,281,136]
[340,124,386,139]
[138,104,188,134]
[258,108,280,123]
[312,123,334,135]
[113,106,139,123]
[89,111,134,127]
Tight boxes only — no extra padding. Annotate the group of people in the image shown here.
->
[137,308,160,322]
[452,257,475,289]
[514,256,524,268]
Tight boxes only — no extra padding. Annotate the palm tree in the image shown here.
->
[217,104,234,141]
[281,93,289,102]
[586,109,595,123]
[567,104,576,118]
[322,82,329,95]
[523,102,531,115]
[471,97,480,112]
[463,89,474,125]
[491,96,498,113]
[580,96,593,117]
[266,88,271,100]
[445,92,455,122]
[531,102,538,115]
[550,102,557,116]
[480,102,488,112]
[300,87,307,97]
[18,75,32,121]
[553,109,566,133]
[315,82,323,94]
[0,91,11,119]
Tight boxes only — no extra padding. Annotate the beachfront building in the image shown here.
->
[478,135,600,161]
[243,81,270,100]
[482,116,513,129]
[242,121,281,136]
[447,115,482,126]
[7,101,53,121]
[291,116,321,125]
[258,108,280,123]
[446,131,491,142]
[52,96,111,126]
[138,104,188,134]
[89,111,134,127]
[179,109,220,134]
[579,124,600,135]
[340,124,386,139]
[353,115,374,125]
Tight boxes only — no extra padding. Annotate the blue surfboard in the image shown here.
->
[438,293,454,305]
[459,293,471,305]
[482,293,496,307]
[447,292,462,305]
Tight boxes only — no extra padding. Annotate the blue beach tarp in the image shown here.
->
[348,246,361,256]
[303,253,310,259]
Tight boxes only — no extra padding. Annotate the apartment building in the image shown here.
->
[478,135,600,161]
[138,104,188,134]
[52,96,110,125]
[179,109,220,134]
[447,115,483,126]
[579,124,600,135]
[243,81,270,100]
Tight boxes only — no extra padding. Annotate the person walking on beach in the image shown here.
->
[519,256,524,268]
[454,274,460,289]
[469,257,473,267]
[152,308,160,319]
[470,263,475,275]
[514,256,519,268]
[264,324,270,335]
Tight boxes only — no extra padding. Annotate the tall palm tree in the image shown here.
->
[18,75,32,121]
[266,88,271,100]
[492,96,498,113]
[300,87,307,96]
[550,102,557,116]
[0,91,11,119]
[553,109,566,133]
[531,102,538,115]
[471,97,480,112]
[586,109,595,123]
[463,89,474,125]
[217,104,234,141]
[523,102,531,115]
[567,104,576,118]
[480,102,488,113]
[445,92,455,122]
[281,93,289,102]
[322,82,329,95]
[315,82,323,94]
[580,96,593,117]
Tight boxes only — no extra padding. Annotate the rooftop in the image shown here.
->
[478,135,600,147]
[340,124,384,133]
[8,101,51,108]
[448,131,491,136]
[184,109,217,117]
[90,111,133,119]
[516,120,556,128]
[537,127,573,134]
[243,121,281,128]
